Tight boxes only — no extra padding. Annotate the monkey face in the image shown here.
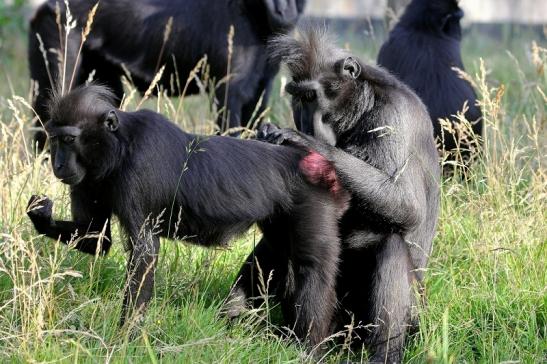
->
[285,56,365,142]
[45,86,122,185]
[45,109,120,185]
[46,124,87,185]
[271,30,374,139]
[286,79,319,135]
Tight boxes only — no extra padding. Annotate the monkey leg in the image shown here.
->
[240,68,276,130]
[284,189,341,349]
[215,84,244,134]
[225,226,289,319]
[120,232,160,329]
[367,234,414,363]
[215,59,273,135]
[241,91,268,130]
[27,194,113,255]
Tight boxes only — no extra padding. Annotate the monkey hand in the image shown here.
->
[258,123,336,160]
[256,122,281,141]
[27,195,53,231]
[258,123,310,148]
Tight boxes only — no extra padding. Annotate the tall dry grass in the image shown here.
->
[0,5,545,361]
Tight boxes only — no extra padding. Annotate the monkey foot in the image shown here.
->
[221,287,249,320]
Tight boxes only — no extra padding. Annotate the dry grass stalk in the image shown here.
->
[60,0,77,95]
[136,65,166,109]
[154,16,174,76]
[221,25,235,131]
[68,2,99,92]
[34,34,55,90]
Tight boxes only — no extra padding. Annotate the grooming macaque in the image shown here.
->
[231,29,440,362]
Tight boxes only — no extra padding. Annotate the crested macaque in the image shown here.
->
[231,29,440,362]
[27,84,347,348]
[378,0,482,173]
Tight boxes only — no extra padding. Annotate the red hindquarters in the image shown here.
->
[299,150,349,213]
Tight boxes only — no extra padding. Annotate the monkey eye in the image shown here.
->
[62,135,75,144]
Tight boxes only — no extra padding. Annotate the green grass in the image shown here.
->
[0,11,545,363]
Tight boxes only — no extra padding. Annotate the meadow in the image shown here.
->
[0,8,545,363]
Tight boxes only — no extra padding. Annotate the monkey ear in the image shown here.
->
[342,57,361,79]
[104,110,119,132]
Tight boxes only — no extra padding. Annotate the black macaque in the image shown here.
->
[377,0,482,172]
[26,84,348,348]
[230,29,440,363]
[28,0,307,149]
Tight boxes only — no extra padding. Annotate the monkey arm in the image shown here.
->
[258,125,425,231]
[327,147,425,231]
[27,195,112,255]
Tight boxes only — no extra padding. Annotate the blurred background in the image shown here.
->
[0,0,545,132]
[0,0,545,131]
[2,1,544,71]
[302,0,547,47]
[307,0,547,24]
[2,0,547,34]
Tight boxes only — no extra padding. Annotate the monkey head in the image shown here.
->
[399,0,464,39]
[45,85,123,185]
[269,29,375,142]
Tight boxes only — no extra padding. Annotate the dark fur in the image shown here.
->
[231,29,440,362]
[377,0,482,171]
[28,0,306,149]
[26,84,344,348]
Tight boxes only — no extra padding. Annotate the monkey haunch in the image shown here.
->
[232,29,441,363]
[26,85,346,348]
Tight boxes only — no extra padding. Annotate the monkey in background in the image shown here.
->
[28,0,307,149]
[378,0,482,173]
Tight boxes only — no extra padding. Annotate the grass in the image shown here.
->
[0,8,546,363]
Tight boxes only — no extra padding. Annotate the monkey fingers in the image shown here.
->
[277,129,337,161]
[264,127,312,151]
[27,195,54,225]
[256,122,281,141]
